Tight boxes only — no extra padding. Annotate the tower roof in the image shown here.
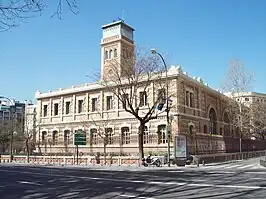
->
[101,20,135,31]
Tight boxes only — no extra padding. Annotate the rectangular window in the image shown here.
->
[122,93,129,109]
[143,126,149,144]
[185,91,189,106]
[139,91,147,107]
[189,92,194,107]
[65,101,70,114]
[54,103,59,116]
[106,96,113,110]
[90,129,98,145]
[105,128,113,145]
[158,125,167,144]
[245,98,249,102]
[157,89,166,102]
[92,98,97,112]
[43,105,48,117]
[78,99,84,113]
[122,127,130,144]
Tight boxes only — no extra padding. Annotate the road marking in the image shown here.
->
[1,169,265,190]
[119,194,155,199]
[224,165,241,169]
[250,177,264,180]
[208,171,235,174]
[189,179,206,182]
[246,171,266,174]
[17,181,42,186]
[167,170,184,173]
[208,165,230,169]
[238,164,257,169]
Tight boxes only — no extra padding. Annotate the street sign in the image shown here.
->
[74,130,86,145]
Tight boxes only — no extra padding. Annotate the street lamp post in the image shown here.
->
[0,96,15,162]
[151,49,171,167]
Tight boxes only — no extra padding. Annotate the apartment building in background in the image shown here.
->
[0,98,27,153]
[224,92,266,139]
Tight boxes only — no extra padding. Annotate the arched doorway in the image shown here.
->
[209,108,217,134]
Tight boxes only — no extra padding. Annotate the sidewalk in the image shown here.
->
[0,161,198,171]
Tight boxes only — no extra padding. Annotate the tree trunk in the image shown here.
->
[25,140,30,163]
[37,143,42,154]
[104,143,107,165]
[138,123,145,163]
[2,144,5,153]
[104,137,107,165]
[64,143,68,154]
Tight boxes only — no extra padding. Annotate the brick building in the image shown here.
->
[35,20,262,156]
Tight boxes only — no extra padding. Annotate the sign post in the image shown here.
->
[74,130,86,165]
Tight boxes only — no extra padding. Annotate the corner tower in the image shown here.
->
[100,20,135,81]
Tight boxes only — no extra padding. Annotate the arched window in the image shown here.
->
[189,125,194,134]
[41,131,47,145]
[52,131,58,145]
[114,49,118,57]
[109,50,113,59]
[63,130,71,146]
[209,108,217,134]
[104,50,108,60]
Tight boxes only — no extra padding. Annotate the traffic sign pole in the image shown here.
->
[76,144,79,165]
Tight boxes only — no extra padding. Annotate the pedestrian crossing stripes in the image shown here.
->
[201,162,263,170]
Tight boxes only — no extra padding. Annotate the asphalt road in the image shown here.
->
[0,159,266,199]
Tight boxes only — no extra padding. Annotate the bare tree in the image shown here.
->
[221,59,254,152]
[24,120,36,162]
[0,122,11,153]
[250,100,266,140]
[0,0,79,31]
[0,118,23,155]
[97,48,176,161]
[82,106,113,165]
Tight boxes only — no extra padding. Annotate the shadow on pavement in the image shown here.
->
[0,165,265,199]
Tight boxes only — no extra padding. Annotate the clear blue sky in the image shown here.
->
[1,0,266,102]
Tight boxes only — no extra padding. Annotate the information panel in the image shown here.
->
[174,135,187,158]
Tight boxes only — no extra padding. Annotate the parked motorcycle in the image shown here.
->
[186,155,194,165]
[142,156,162,167]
